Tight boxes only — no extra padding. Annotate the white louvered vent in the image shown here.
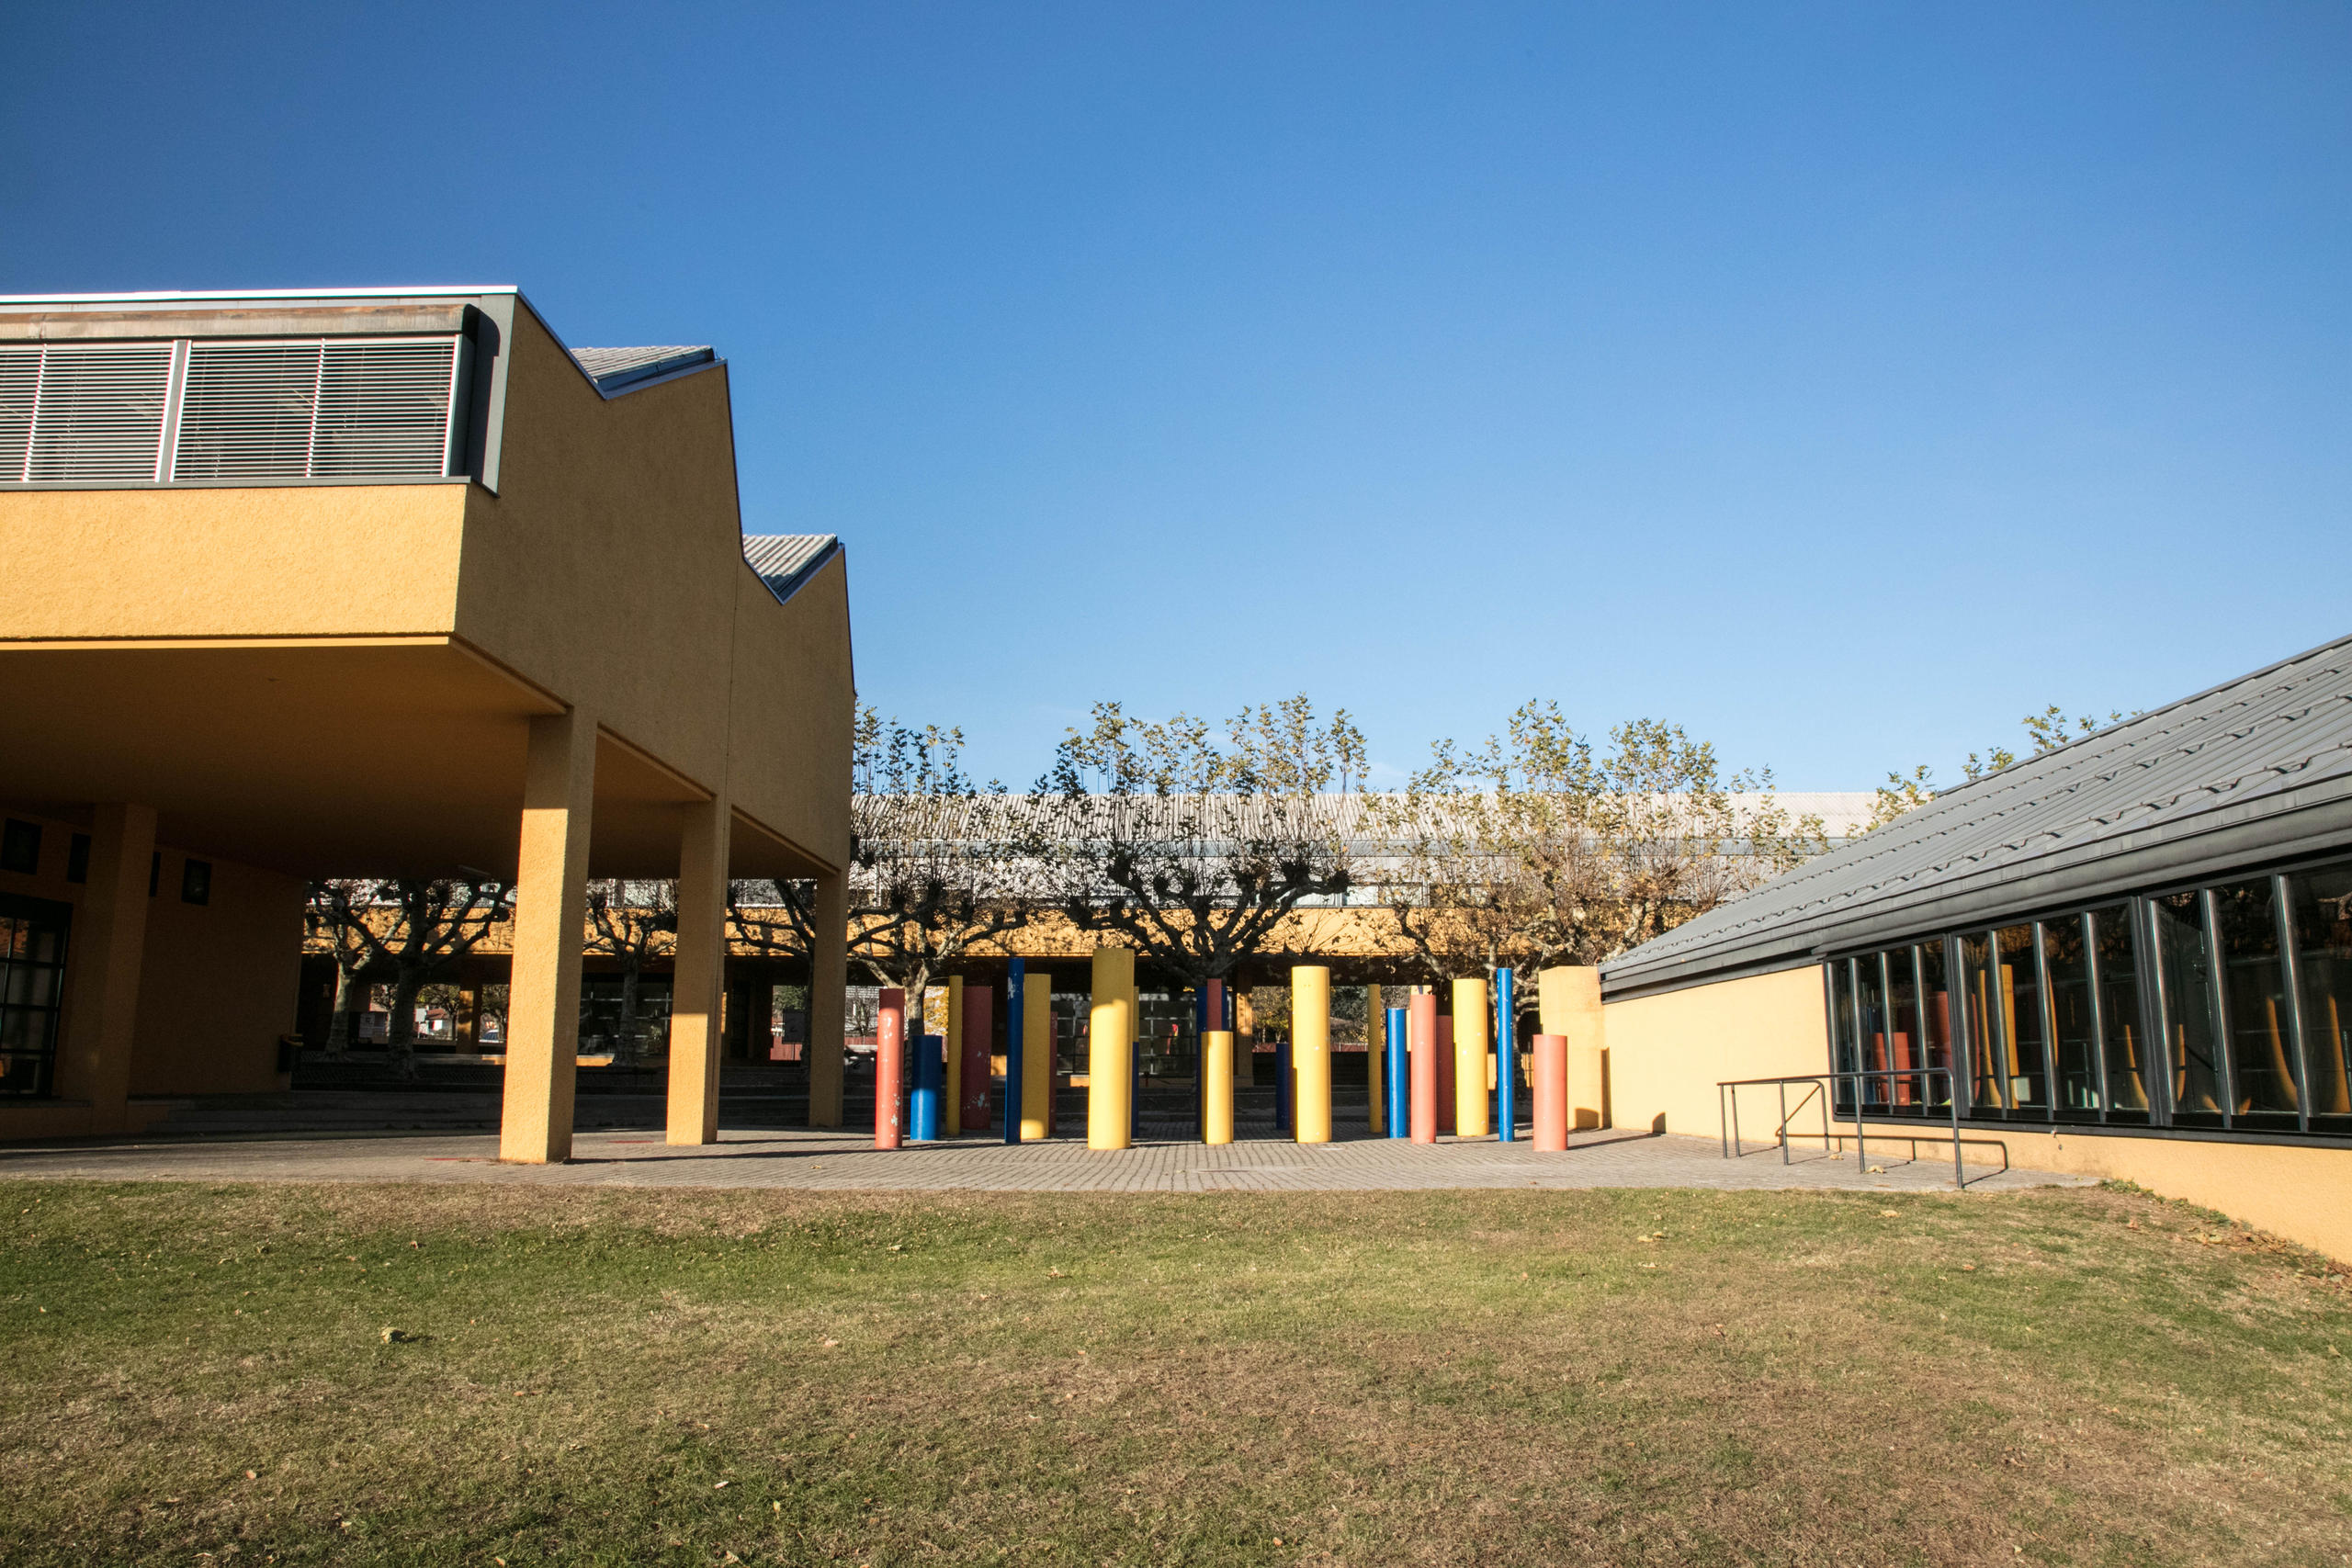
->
[175,337,458,481]
[0,334,462,485]
[4,343,175,482]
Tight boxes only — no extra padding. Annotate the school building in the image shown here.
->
[0,286,855,1159]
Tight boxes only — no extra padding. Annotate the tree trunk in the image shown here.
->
[387,968,424,1080]
[326,962,365,1060]
[617,960,641,1066]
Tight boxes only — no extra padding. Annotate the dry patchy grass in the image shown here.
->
[1,1179,2347,1566]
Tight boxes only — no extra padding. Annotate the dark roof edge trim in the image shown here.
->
[749,538,843,606]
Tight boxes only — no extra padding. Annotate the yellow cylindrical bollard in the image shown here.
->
[1452,977,1490,1137]
[1087,996,1132,1150]
[1022,980,1054,1140]
[1088,947,1135,1151]
[1292,965,1332,1144]
[1203,1029,1235,1145]
[1365,982,1385,1134]
[943,976,965,1137]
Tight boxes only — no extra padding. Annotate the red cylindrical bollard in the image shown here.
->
[875,987,906,1150]
[1436,1013,1456,1134]
[1408,992,1439,1144]
[961,983,993,1131]
[1532,1032,1568,1150]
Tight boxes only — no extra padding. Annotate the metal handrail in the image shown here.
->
[1717,1067,1964,1188]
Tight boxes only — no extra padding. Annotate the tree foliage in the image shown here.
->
[1036,695,1366,991]
[302,877,512,1073]
[1372,704,1826,991]
[1863,705,2137,833]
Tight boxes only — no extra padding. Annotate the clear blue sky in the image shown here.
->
[7,3,2347,791]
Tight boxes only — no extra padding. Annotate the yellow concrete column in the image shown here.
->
[807,872,847,1127]
[1453,976,1490,1137]
[1022,978,1054,1140]
[501,709,597,1164]
[1365,982,1385,1134]
[1203,1029,1235,1145]
[1293,965,1332,1144]
[943,975,966,1136]
[53,802,156,1132]
[1087,946,1134,1151]
[1541,965,1607,1129]
[664,796,731,1146]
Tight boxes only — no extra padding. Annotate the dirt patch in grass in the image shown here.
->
[4,1180,2349,1566]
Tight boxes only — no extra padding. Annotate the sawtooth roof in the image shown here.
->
[1601,633,2352,998]
[568,344,715,395]
[741,534,841,604]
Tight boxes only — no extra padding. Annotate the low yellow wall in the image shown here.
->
[1602,965,1829,1138]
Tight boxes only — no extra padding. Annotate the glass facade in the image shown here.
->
[1824,852,2352,1140]
[0,896,71,1098]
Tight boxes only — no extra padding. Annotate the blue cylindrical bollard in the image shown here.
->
[1496,968,1518,1143]
[1004,959,1025,1145]
[1385,1006,1408,1137]
[1273,1037,1293,1132]
[910,1032,944,1142]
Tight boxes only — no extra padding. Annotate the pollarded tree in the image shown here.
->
[1372,703,1826,1011]
[847,705,1032,1038]
[303,877,514,1074]
[582,878,676,1064]
[1036,694,1366,996]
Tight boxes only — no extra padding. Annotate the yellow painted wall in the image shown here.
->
[0,806,300,1109]
[130,850,305,1095]
[0,483,469,640]
[1603,965,1829,1138]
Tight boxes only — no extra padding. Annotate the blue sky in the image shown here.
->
[7,2,2347,790]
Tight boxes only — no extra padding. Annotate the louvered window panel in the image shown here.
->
[0,346,37,481]
[311,339,458,477]
[19,343,173,482]
[173,341,322,479]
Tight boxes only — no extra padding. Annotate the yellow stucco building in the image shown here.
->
[0,286,854,1158]
[1598,637,2352,1262]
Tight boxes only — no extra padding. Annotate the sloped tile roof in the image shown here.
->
[1601,633,2352,997]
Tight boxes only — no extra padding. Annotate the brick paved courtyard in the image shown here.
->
[0,1123,2080,1193]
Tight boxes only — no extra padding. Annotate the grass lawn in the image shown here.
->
[2,1179,2348,1567]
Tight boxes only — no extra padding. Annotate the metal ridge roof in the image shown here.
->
[0,286,517,307]
[741,534,841,604]
[569,344,715,395]
[1600,630,2352,996]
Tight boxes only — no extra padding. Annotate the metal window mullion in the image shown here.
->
[2031,921,2054,1122]
[1984,931,2011,1114]
[157,340,189,482]
[2275,872,2310,1134]
[2139,897,2172,1127]
[301,338,326,479]
[440,333,466,477]
[2084,910,2111,1122]
[2202,886,2233,1129]
[1912,943,1931,1111]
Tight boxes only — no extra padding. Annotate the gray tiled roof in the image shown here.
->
[569,344,714,394]
[1601,633,2352,998]
[741,534,841,604]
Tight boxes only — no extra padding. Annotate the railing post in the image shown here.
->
[1853,1071,1865,1171]
[1949,1066,1963,1189]
[1778,1080,1790,1165]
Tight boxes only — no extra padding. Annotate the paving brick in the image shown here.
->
[0,1124,2084,1194]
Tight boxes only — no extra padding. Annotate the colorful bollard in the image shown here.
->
[1272,1037,1293,1133]
[1408,991,1439,1144]
[1003,960,1025,1145]
[1385,1005,1408,1138]
[1436,1013,1455,1134]
[1495,968,1518,1143]
[874,987,906,1150]
[1292,965,1332,1144]
[1203,1029,1236,1145]
[1532,1032,1568,1150]
[1022,978,1054,1140]
[961,982,991,1134]
[909,1032,944,1142]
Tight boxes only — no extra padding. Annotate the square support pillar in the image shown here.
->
[54,802,156,1131]
[500,709,596,1164]
[666,796,731,1145]
[807,870,847,1126]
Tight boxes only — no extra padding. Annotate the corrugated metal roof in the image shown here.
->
[569,344,714,394]
[741,534,840,604]
[1600,633,2352,997]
